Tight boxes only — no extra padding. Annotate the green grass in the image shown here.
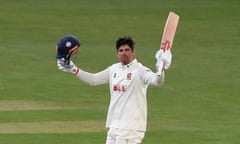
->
[0,133,106,144]
[0,0,240,143]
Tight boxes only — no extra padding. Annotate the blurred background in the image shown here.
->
[0,0,239,143]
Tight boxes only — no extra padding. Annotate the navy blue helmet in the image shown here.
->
[56,35,80,59]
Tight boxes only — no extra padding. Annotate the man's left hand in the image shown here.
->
[155,48,172,70]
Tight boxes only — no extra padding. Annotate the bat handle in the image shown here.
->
[162,40,171,52]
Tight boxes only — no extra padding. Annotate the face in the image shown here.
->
[117,44,135,65]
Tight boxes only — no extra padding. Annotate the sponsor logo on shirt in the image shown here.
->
[113,85,126,92]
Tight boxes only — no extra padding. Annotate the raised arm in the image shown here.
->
[57,58,109,86]
[76,68,109,86]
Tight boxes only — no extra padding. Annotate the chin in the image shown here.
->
[121,61,128,65]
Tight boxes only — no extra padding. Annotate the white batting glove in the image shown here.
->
[57,58,80,74]
[155,49,172,70]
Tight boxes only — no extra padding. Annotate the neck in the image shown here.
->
[121,58,136,65]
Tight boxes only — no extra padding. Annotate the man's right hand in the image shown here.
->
[57,58,79,74]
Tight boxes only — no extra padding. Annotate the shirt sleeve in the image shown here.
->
[140,67,165,86]
[75,67,110,86]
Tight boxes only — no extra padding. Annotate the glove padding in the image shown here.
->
[155,48,172,70]
[57,58,79,74]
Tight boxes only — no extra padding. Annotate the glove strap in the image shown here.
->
[73,68,80,75]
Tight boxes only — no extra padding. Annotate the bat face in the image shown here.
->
[160,12,180,52]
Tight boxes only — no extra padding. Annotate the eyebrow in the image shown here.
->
[118,47,131,52]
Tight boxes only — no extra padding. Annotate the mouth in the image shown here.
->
[120,56,129,64]
[121,55,129,60]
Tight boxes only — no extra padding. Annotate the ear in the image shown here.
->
[116,51,120,58]
[133,49,136,56]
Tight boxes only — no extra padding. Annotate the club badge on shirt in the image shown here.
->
[127,73,132,80]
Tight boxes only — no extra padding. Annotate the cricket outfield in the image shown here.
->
[0,0,239,143]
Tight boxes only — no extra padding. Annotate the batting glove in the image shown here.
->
[57,58,80,74]
[155,49,172,70]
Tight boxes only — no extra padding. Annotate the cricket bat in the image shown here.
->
[160,11,180,52]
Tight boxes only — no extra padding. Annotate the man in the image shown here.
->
[57,36,172,144]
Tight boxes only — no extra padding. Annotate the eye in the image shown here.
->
[118,49,124,52]
[125,48,130,51]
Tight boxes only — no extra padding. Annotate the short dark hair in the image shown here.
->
[116,36,135,51]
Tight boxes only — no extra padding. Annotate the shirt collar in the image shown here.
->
[121,59,138,69]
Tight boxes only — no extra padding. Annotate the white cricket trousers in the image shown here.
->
[106,128,145,144]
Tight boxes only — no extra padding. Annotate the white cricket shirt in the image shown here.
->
[76,59,164,131]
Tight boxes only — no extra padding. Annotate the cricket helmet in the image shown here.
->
[56,35,80,59]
